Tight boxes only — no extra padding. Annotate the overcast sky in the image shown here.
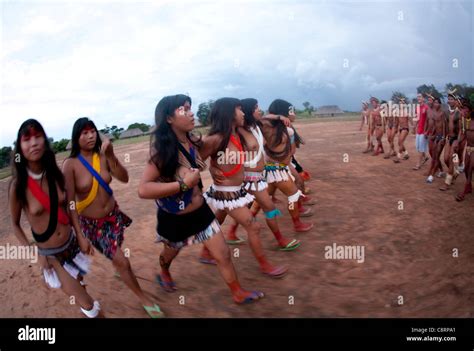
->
[1,0,473,146]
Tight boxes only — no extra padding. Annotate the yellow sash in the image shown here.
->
[76,153,100,214]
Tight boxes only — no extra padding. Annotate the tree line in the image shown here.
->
[0,123,153,168]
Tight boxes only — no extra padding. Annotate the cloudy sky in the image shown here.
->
[0,0,472,146]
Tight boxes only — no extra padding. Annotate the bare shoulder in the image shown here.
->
[199,134,221,159]
[62,157,76,173]
[203,133,222,148]
[205,133,222,142]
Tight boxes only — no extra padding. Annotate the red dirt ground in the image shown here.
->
[1,120,473,318]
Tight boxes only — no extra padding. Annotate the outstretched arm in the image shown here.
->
[262,114,291,126]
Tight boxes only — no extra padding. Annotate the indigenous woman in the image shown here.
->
[199,97,288,278]
[139,94,264,303]
[260,99,314,232]
[220,98,300,251]
[9,119,103,318]
[63,117,163,318]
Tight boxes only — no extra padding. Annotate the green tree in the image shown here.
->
[127,123,150,132]
[110,126,124,140]
[99,125,110,134]
[52,139,70,154]
[196,100,214,126]
[0,146,13,168]
[100,125,123,139]
[302,101,314,113]
[469,93,474,108]
[416,84,442,99]
[391,91,408,103]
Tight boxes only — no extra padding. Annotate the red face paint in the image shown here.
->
[81,124,96,133]
[21,127,44,142]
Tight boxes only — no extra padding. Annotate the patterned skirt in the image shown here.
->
[264,162,295,183]
[79,203,132,260]
[204,184,255,211]
[38,230,90,289]
[243,171,268,192]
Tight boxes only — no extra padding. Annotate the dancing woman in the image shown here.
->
[138,94,264,303]
[259,99,314,232]
[63,117,163,317]
[219,98,301,251]
[9,119,103,318]
[199,97,288,278]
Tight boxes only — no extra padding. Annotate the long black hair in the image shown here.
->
[267,99,292,152]
[10,119,65,208]
[151,94,201,180]
[241,98,259,130]
[208,97,242,155]
[69,117,102,158]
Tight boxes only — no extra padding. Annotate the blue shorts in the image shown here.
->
[415,134,428,153]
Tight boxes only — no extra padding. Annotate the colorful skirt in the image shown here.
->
[79,203,132,260]
[38,230,90,289]
[264,162,295,183]
[243,171,268,192]
[203,184,255,211]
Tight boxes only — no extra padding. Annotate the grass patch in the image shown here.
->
[0,167,11,180]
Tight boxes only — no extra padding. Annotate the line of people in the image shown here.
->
[8,95,315,318]
[360,92,473,201]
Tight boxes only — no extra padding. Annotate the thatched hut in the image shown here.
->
[119,128,144,139]
[313,105,345,117]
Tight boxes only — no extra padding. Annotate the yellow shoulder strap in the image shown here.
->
[76,153,100,214]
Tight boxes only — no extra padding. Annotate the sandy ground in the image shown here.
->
[1,120,473,318]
